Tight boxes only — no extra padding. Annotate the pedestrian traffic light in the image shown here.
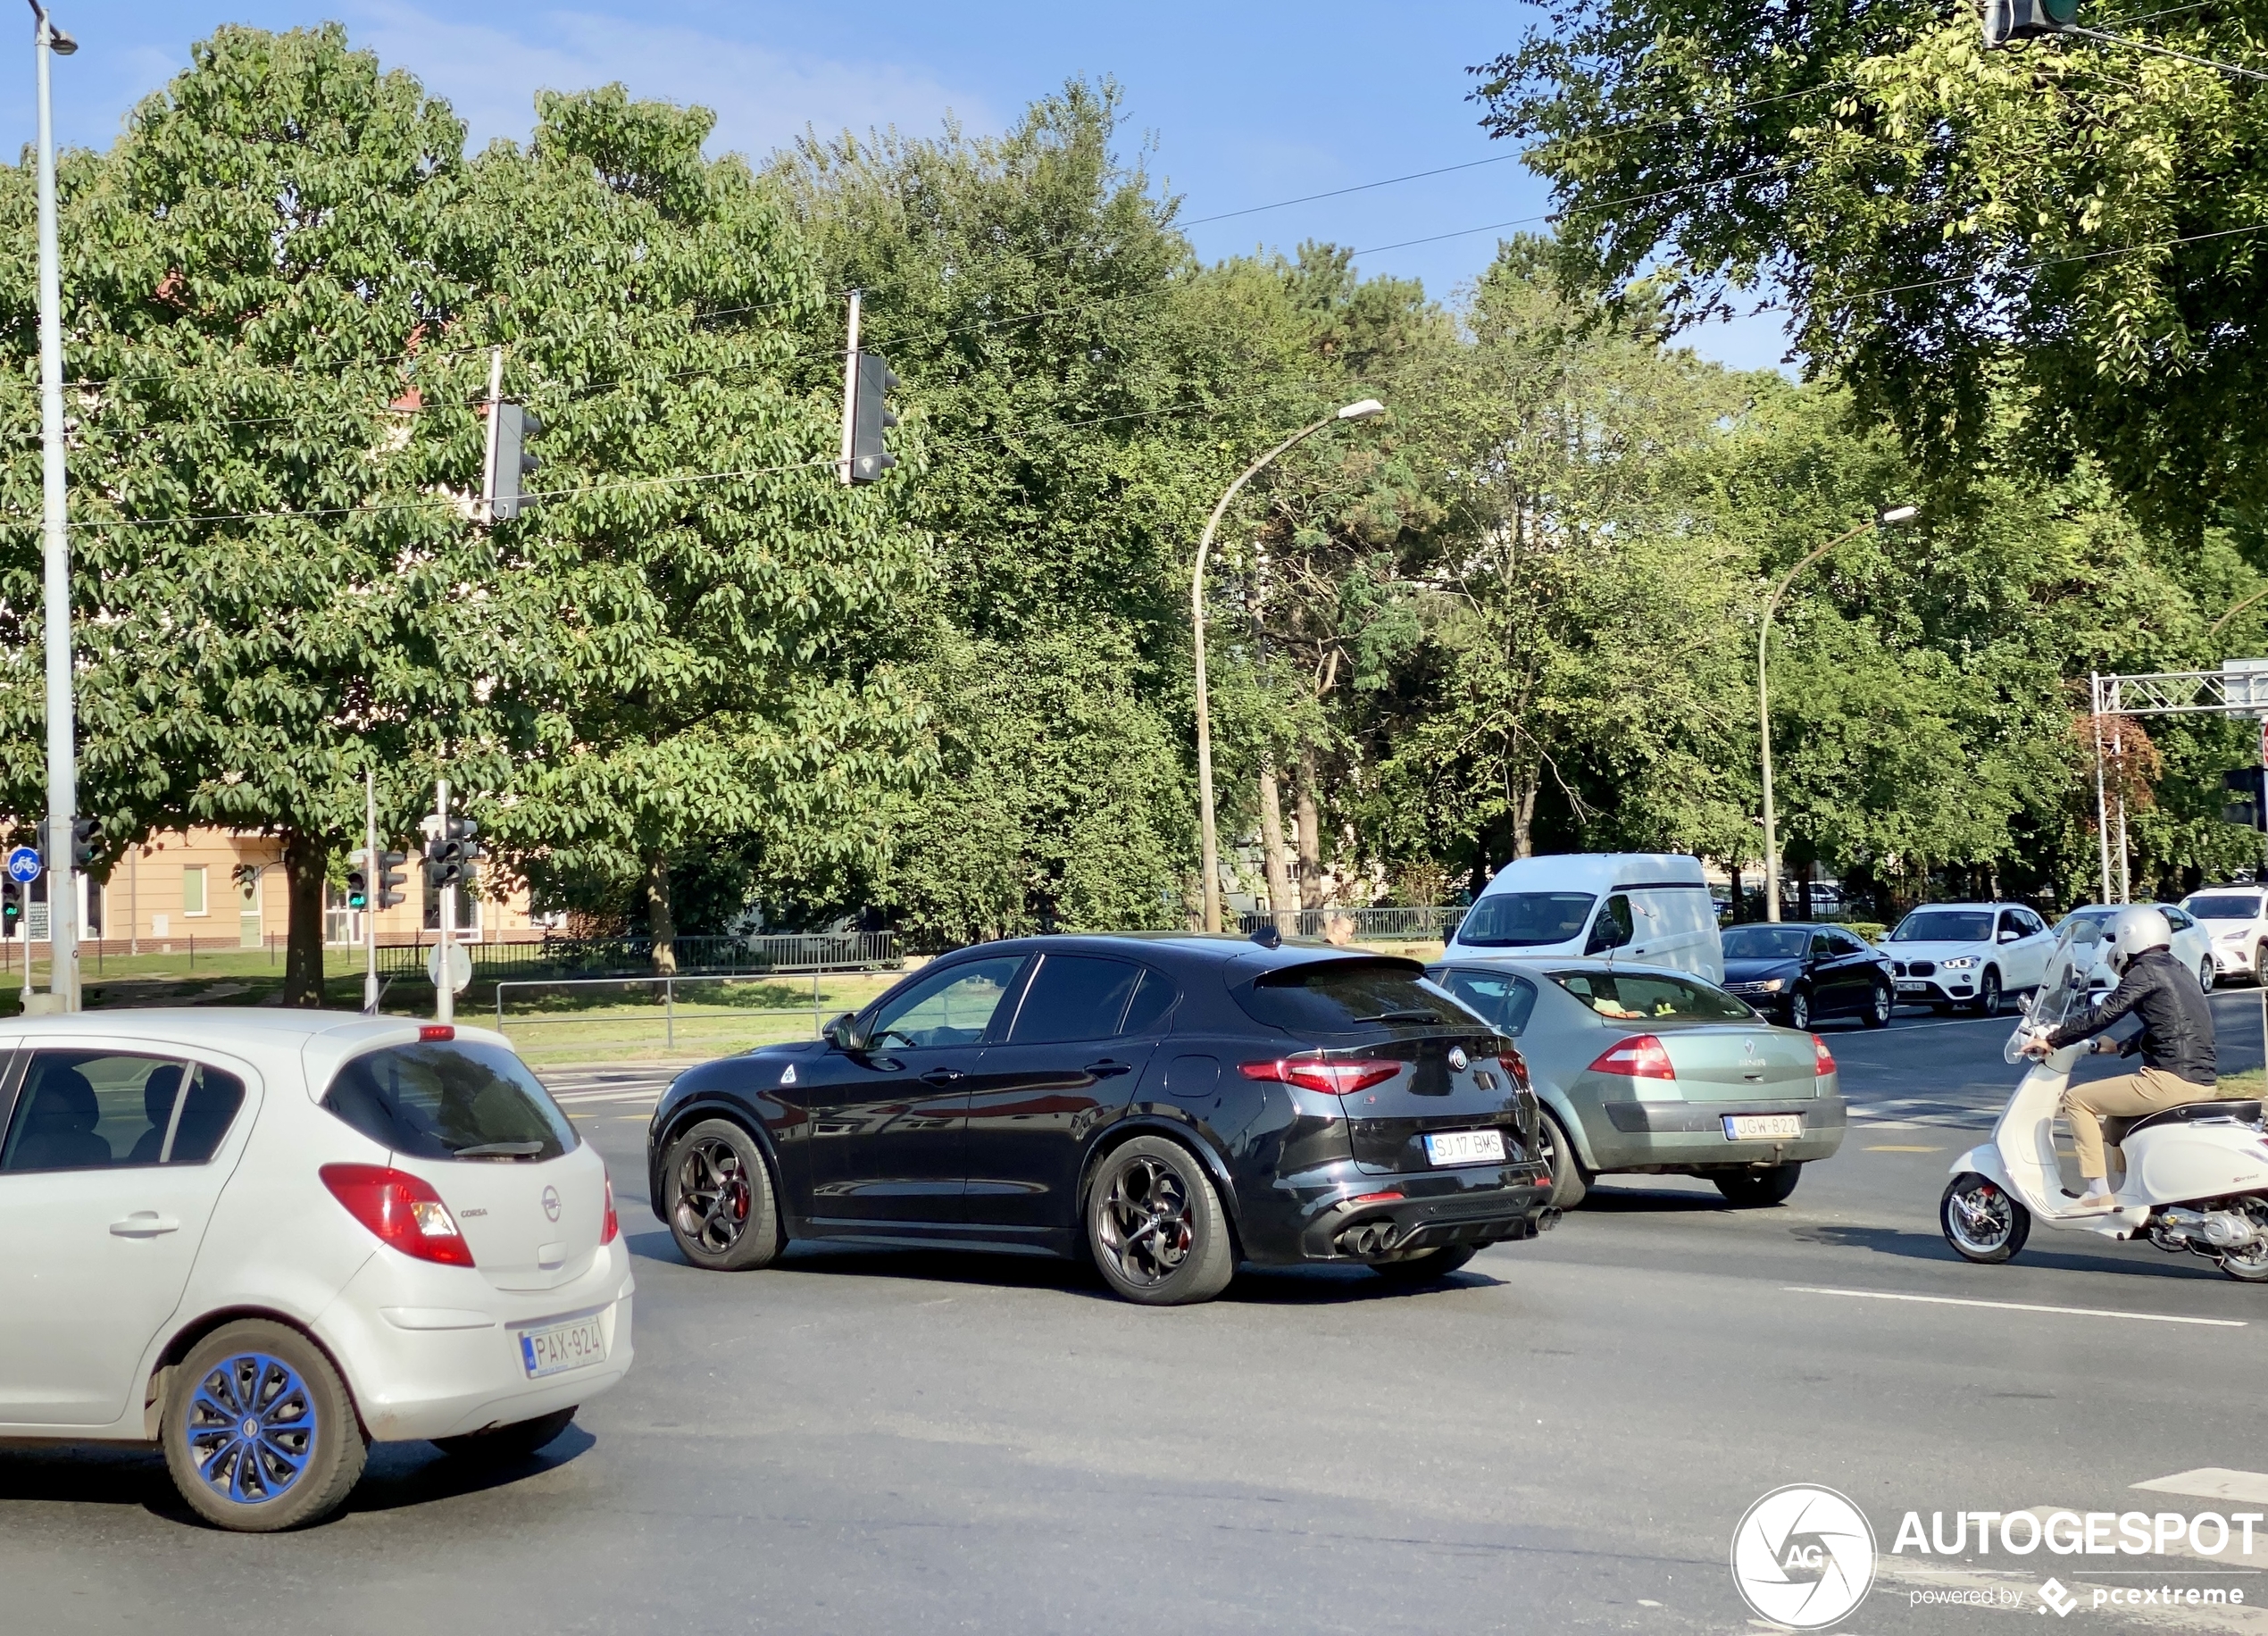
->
[376,849,409,910]
[346,853,370,912]
[2223,767,2267,831]
[1984,0,2077,46]
[847,351,900,484]
[3,895,17,933]
[490,403,544,522]
[423,817,485,889]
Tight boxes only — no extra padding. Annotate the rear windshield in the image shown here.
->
[2189,895,2263,921]
[1547,969,1753,1023]
[1457,891,1596,947]
[1889,910,1994,943]
[1722,926,1811,960]
[1237,959,1477,1034]
[322,1040,578,1162]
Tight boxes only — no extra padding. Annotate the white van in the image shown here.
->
[1443,854,1724,983]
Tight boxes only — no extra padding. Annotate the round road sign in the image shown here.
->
[5,847,41,885]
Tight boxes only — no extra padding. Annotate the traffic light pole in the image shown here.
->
[435,778,454,1026]
[837,289,861,486]
[363,767,379,1016]
[33,6,78,1013]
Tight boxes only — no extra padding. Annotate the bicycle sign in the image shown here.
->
[4,847,40,885]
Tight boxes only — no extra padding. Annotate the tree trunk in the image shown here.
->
[646,852,678,976]
[280,829,328,1008]
[1258,762,1297,933]
[1510,772,1540,861]
[1295,749,1325,910]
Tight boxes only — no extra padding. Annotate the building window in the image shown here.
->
[182,865,207,918]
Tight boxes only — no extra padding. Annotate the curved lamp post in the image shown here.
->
[1758,505,1917,923]
[1194,399,1387,934]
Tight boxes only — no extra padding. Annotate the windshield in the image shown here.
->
[2008,917,2111,1063]
[1546,969,1754,1023]
[1237,960,1480,1033]
[1458,891,1597,947]
[1889,910,1994,944]
[1722,926,1811,960]
[2189,894,2263,921]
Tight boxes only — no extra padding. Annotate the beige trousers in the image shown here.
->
[2061,1064,2214,1179]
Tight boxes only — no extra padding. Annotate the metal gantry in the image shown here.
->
[2088,661,2268,903]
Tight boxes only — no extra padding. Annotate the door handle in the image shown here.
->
[110,1213,180,1238]
[1085,1060,1133,1078]
[920,1068,968,1087]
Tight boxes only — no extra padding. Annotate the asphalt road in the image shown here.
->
[13,997,2268,1633]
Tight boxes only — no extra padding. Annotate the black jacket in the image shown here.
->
[2045,947,2216,1086]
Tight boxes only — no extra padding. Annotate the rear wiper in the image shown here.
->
[454,1140,546,1159]
[1354,1009,1442,1025]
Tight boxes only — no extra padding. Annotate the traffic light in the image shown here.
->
[32,815,100,870]
[3,896,17,933]
[2223,767,2267,831]
[423,817,485,889]
[847,351,900,484]
[376,849,409,910]
[346,853,370,911]
[1984,0,2076,46]
[491,403,544,521]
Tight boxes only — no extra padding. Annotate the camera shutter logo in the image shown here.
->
[1730,1484,1877,1629]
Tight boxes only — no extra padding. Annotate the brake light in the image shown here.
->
[1813,1034,1837,1076]
[319,1164,475,1266]
[601,1174,620,1245]
[420,1024,455,1041]
[1239,1057,1401,1096]
[1587,1034,1675,1081]
[1348,1190,1405,1206]
[1497,1047,1530,1090]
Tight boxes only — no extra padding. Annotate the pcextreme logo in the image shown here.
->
[1730,1484,1879,1629]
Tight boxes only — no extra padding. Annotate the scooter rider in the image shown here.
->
[2022,905,2216,1212]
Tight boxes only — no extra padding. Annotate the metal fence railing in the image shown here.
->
[1232,906,1468,941]
[494,970,850,1049]
[378,931,898,981]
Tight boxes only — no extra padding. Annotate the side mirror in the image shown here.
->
[821,1012,864,1051]
[1998,930,2022,943]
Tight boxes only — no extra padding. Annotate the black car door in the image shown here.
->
[1806,930,1859,1016]
[803,953,1029,1227]
[962,955,1179,1233]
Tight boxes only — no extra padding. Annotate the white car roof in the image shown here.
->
[1477,853,1707,897]
[0,1010,514,1082]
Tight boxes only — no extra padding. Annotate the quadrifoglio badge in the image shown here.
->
[1733,1487,2259,1622]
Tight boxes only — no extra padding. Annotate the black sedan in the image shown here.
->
[1719,922,1894,1030]
[645,932,1556,1305]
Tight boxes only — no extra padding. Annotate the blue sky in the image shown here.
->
[2,1,1790,371]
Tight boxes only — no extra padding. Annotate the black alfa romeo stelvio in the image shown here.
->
[645,931,1557,1305]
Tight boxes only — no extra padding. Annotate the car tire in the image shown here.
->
[663,1118,783,1271]
[2202,958,2217,993]
[1537,1108,1589,1210]
[1783,987,1812,1031]
[1862,981,1893,1028]
[162,1319,367,1532]
[433,1406,578,1463]
[1713,1163,1803,1208]
[1368,1246,1478,1284]
[1086,1135,1236,1306]
[1940,1172,2030,1264]
[1971,969,2002,1016]
[2254,942,2267,988]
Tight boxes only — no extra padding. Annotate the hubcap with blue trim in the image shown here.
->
[184,1352,316,1506]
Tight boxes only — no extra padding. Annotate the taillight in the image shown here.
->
[320,1163,475,1266]
[1813,1034,1837,1076]
[1347,1189,1405,1206]
[420,1023,455,1041]
[1587,1034,1675,1081]
[601,1174,620,1245]
[1498,1047,1530,1090]
[1239,1057,1401,1096]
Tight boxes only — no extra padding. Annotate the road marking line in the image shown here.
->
[2135,1469,2268,1506]
[1865,1144,1945,1152]
[1785,1286,2247,1327]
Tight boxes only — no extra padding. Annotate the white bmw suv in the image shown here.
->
[0,1011,632,1531]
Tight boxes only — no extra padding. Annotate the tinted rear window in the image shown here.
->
[2189,895,2263,921]
[1458,892,1596,947]
[1237,960,1474,1033]
[1547,970,1753,1023]
[322,1041,578,1161]
[1009,955,1144,1044]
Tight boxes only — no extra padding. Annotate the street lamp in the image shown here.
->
[1193,399,1387,934]
[29,1,79,1010]
[1757,505,1917,923]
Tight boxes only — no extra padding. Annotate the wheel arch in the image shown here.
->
[145,1305,367,1443]
[1535,1085,1603,1172]
[1073,1114,1247,1263]
[648,1094,786,1223]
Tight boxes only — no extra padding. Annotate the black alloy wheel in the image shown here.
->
[664,1118,783,1271]
[1536,1108,1588,1209]
[1713,1163,1803,1207]
[1783,987,1812,1031]
[1972,969,2003,1016]
[1086,1136,1235,1306]
[1862,981,1893,1028]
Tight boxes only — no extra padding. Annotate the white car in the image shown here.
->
[2181,884,2268,986]
[2054,903,2215,995]
[1881,902,2055,1014]
[0,1010,632,1532]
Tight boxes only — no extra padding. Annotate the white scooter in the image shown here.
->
[1939,918,2268,1281]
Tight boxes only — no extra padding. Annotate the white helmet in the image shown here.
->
[2107,905,2172,971]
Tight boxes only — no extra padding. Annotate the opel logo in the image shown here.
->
[541,1185,561,1223]
[1447,1047,1469,1071]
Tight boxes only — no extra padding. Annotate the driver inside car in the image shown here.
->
[2022,905,2218,1212]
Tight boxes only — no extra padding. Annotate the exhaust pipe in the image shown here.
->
[1529,1206,1560,1234]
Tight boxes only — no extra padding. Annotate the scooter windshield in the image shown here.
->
[2006,915,2108,1064]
